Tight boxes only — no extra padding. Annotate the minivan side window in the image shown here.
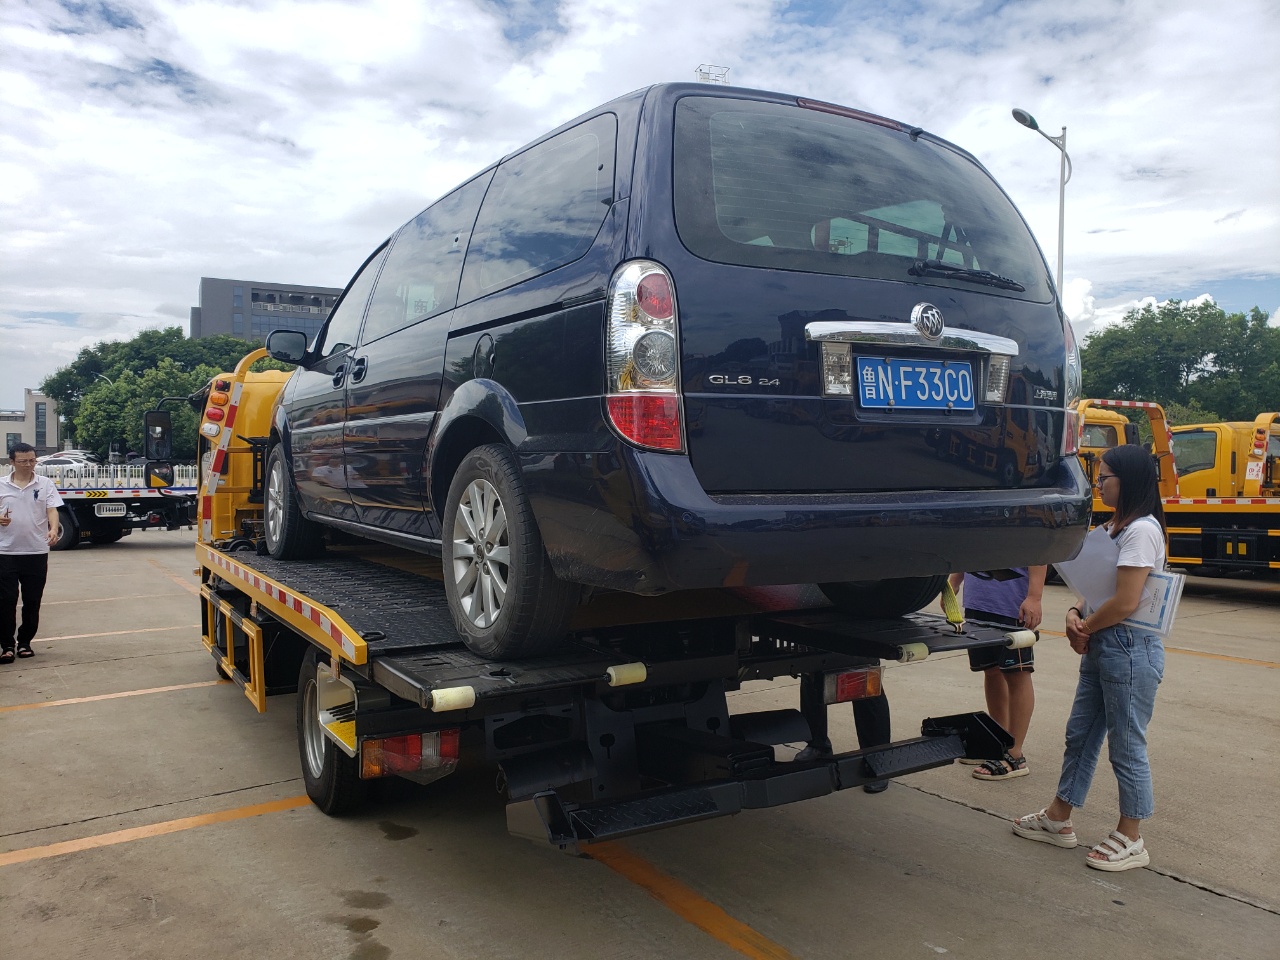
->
[459,113,616,302]
[318,247,387,359]
[360,172,492,344]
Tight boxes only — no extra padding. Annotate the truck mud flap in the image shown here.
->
[507,711,1009,849]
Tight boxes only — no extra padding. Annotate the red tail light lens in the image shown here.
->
[205,407,225,422]
[606,395,683,450]
[637,273,674,320]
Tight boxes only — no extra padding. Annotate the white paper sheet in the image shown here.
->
[1053,524,1184,637]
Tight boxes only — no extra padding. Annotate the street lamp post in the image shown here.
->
[1012,107,1072,295]
[93,373,114,386]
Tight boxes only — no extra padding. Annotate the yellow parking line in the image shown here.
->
[0,680,229,714]
[44,593,175,605]
[34,624,199,643]
[590,841,799,960]
[0,796,311,868]
[1165,647,1279,668]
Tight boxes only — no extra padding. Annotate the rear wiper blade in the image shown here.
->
[909,259,1026,292]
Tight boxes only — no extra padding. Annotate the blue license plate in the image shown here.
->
[856,357,975,410]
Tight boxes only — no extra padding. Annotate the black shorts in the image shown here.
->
[965,609,1036,673]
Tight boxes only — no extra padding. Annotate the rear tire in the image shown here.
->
[91,528,126,545]
[265,446,323,559]
[442,444,579,659]
[297,647,367,815]
[51,507,79,551]
[819,575,948,619]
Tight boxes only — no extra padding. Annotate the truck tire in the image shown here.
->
[265,446,323,560]
[297,647,366,815]
[51,507,79,551]
[818,575,948,619]
[91,528,127,545]
[442,444,579,659]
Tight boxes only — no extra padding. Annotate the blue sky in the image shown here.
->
[1,0,1277,408]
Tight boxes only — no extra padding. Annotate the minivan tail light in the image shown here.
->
[606,260,684,452]
[1061,319,1082,456]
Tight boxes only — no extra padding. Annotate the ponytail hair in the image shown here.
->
[1102,444,1165,536]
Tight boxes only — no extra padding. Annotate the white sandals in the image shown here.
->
[1012,808,1078,848]
[1085,831,1149,872]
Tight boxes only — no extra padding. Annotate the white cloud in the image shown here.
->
[1,0,1278,406]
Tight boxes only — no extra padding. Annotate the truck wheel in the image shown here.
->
[265,446,322,559]
[818,575,948,619]
[297,647,366,815]
[442,444,579,659]
[91,529,127,545]
[51,507,79,551]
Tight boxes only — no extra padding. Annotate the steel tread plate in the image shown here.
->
[571,792,723,839]
[219,553,459,653]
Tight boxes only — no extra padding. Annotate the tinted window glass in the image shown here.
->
[1171,430,1217,475]
[673,97,1051,301]
[319,247,386,358]
[460,113,615,301]
[361,173,492,343]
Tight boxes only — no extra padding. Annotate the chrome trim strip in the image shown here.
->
[805,321,1019,357]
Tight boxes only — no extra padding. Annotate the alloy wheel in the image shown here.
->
[450,478,510,628]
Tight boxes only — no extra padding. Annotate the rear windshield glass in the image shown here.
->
[673,97,1051,301]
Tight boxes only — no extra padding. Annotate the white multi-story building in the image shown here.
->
[2,389,59,459]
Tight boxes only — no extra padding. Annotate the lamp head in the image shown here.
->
[1011,108,1039,131]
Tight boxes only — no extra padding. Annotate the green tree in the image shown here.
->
[73,359,221,461]
[1080,300,1278,421]
[1161,399,1222,427]
[41,327,291,450]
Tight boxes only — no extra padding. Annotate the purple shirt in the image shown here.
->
[962,568,1031,621]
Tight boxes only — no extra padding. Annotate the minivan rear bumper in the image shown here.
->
[521,446,1091,595]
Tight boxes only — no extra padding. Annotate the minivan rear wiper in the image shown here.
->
[909,259,1026,292]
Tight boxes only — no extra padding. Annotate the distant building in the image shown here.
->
[2,389,60,458]
[189,276,344,345]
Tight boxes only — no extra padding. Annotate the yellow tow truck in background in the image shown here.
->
[1076,400,1280,575]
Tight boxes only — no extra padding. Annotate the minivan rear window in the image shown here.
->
[673,97,1051,301]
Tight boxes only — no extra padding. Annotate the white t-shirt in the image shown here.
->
[1112,515,1166,571]
[0,472,64,555]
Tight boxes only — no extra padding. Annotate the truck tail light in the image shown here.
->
[361,729,460,780]
[822,666,882,704]
[605,260,683,452]
[1061,319,1082,456]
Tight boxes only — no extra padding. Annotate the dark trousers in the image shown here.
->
[800,671,891,748]
[0,553,49,650]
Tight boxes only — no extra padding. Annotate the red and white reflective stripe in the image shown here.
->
[201,381,245,540]
[1167,497,1280,505]
[206,549,359,660]
[1088,399,1174,445]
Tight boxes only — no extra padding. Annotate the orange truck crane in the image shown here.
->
[1077,401,1280,574]
[135,347,1048,849]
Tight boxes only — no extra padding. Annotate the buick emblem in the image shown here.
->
[911,303,945,341]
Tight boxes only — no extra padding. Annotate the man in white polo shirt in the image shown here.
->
[1,443,64,662]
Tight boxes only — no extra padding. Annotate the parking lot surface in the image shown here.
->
[2,531,1277,960]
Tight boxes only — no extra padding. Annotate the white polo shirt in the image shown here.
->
[0,472,64,555]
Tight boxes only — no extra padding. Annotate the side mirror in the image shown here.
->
[266,329,309,364]
[1123,424,1140,446]
[144,410,173,461]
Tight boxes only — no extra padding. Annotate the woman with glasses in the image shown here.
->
[1,443,64,663]
[1012,444,1167,872]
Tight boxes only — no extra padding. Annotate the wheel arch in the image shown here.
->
[427,378,527,516]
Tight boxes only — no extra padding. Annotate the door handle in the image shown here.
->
[332,364,346,388]
[350,356,368,383]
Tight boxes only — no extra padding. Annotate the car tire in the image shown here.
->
[51,507,79,551]
[297,646,367,816]
[265,445,322,560]
[442,444,579,659]
[818,575,948,619]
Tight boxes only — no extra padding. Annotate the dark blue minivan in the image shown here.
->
[264,82,1091,658]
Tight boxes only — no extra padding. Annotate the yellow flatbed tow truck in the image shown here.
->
[163,349,1040,850]
[1077,399,1280,574]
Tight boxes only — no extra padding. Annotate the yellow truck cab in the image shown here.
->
[1076,401,1279,574]
[1169,414,1280,499]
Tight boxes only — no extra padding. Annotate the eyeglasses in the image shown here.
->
[1094,474,1117,489]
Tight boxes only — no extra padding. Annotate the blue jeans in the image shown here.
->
[1055,624,1165,820]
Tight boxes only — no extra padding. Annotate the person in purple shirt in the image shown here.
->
[945,566,1046,780]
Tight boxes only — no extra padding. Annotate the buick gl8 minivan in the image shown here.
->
[264,82,1091,658]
